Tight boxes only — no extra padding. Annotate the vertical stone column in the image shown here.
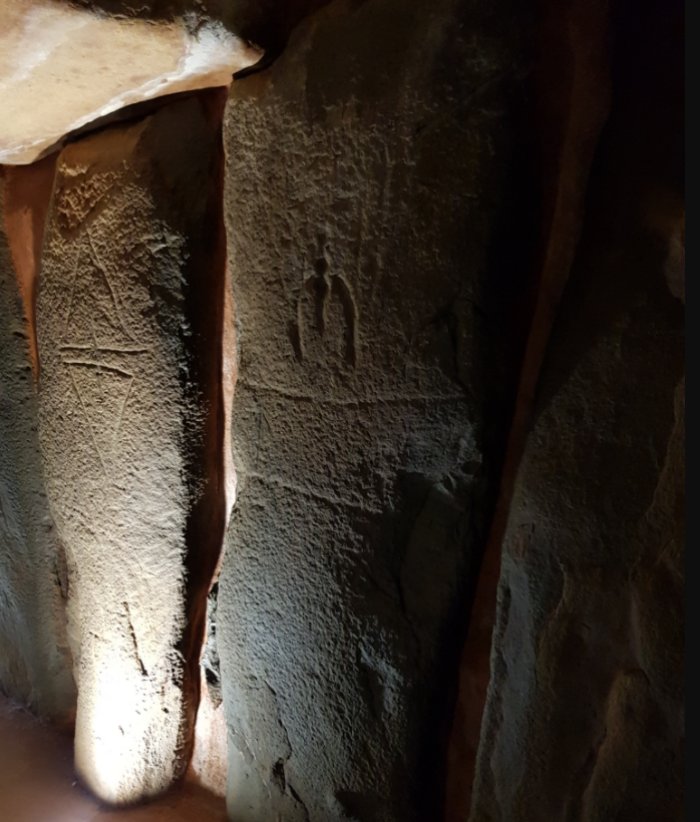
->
[0,160,76,721]
[219,0,533,819]
[470,0,684,817]
[36,94,227,805]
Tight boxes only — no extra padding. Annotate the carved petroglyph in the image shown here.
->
[239,378,464,406]
[59,231,138,347]
[124,601,148,679]
[54,168,119,236]
[66,368,132,476]
[35,97,226,805]
[219,4,525,815]
[55,233,149,475]
[293,242,358,367]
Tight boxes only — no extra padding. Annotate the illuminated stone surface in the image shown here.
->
[36,94,226,805]
[217,0,532,818]
[0,0,685,818]
[0,0,260,165]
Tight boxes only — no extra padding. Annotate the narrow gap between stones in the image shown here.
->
[175,86,232,783]
[444,0,613,816]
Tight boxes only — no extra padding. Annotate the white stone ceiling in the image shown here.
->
[0,0,261,164]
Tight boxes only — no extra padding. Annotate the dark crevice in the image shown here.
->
[2,155,59,378]
[43,88,228,167]
[289,782,311,822]
[171,87,231,775]
[444,0,614,818]
[233,48,282,80]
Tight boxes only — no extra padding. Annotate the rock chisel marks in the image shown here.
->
[36,93,227,805]
[218,0,533,818]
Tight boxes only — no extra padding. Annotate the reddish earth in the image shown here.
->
[0,697,227,822]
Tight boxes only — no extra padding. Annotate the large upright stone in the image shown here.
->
[218,0,533,819]
[36,94,227,805]
[0,162,76,721]
[470,0,684,817]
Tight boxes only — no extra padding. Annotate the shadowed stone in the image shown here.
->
[217,0,533,818]
[471,0,684,815]
[0,161,76,722]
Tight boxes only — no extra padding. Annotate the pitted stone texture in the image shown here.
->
[37,97,224,805]
[218,0,531,819]
[471,1,684,817]
[0,169,75,720]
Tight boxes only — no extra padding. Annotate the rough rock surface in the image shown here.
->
[0,0,260,165]
[445,0,612,814]
[0,163,76,721]
[218,0,533,819]
[470,0,684,818]
[36,94,227,805]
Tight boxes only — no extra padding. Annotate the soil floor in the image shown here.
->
[0,697,227,821]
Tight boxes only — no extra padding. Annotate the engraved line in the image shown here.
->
[296,294,305,361]
[112,377,133,449]
[238,380,464,406]
[86,230,135,343]
[244,471,381,514]
[61,244,83,340]
[68,369,107,476]
[124,601,148,678]
[59,344,148,354]
[89,311,99,354]
[62,359,134,379]
[332,273,358,366]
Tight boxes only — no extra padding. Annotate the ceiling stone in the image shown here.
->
[0,0,261,165]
